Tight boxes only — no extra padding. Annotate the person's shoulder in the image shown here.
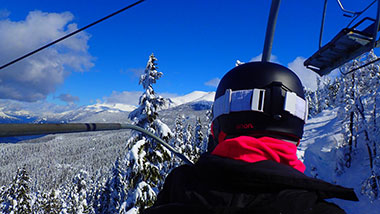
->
[167,163,196,179]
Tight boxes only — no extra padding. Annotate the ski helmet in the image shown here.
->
[211,61,308,145]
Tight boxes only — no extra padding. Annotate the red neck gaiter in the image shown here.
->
[211,136,306,173]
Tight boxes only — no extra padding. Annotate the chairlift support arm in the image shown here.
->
[336,0,361,16]
[262,0,281,62]
[0,123,194,165]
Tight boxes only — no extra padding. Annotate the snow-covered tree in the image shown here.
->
[0,166,33,213]
[96,158,126,213]
[194,117,204,158]
[334,50,380,200]
[123,53,173,213]
[36,189,63,214]
[0,186,5,210]
[203,110,213,152]
[304,76,338,117]
[182,124,195,161]
[169,114,186,166]
[65,170,91,214]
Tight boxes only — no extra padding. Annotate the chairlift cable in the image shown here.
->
[0,0,145,71]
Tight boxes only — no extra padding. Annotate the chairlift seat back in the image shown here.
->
[304,19,378,76]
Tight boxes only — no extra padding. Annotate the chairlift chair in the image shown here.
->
[304,0,380,76]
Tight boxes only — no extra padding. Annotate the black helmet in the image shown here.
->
[211,61,308,144]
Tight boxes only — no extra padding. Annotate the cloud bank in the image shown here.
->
[103,91,142,106]
[0,10,93,102]
[250,53,279,63]
[56,93,80,104]
[204,78,220,87]
[287,57,319,91]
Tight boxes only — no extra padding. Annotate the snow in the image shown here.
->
[154,119,173,139]
[84,103,136,113]
[298,108,343,161]
[301,108,380,213]
[0,108,17,120]
[125,207,138,214]
[169,91,215,107]
[129,140,146,162]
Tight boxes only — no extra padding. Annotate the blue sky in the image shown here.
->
[0,0,376,108]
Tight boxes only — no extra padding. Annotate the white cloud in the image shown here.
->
[103,91,142,106]
[56,93,80,104]
[0,99,76,115]
[0,10,93,102]
[287,57,319,91]
[250,53,279,63]
[204,78,220,87]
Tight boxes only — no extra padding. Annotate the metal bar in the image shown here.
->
[0,123,194,165]
[319,0,329,49]
[0,0,145,71]
[346,0,377,28]
[336,0,359,15]
[262,0,281,62]
[0,123,122,137]
[120,124,194,165]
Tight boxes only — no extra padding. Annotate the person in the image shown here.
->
[144,62,358,214]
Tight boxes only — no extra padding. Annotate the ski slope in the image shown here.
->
[300,108,380,213]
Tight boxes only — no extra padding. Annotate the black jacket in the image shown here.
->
[144,154,358,214]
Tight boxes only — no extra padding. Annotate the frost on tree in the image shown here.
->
[128,53,167,130]
[37,189,63,214]
[307,50,380,201]
[194,117,204,158]
[65,170,91,214]
[96,158,126,213]
[124,53,173,213]
[0,166,33,213]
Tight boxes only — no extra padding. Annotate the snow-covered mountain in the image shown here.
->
[83,103,136,113]
[168,91,215,107]
[0,91,215,124]
[0,108,18,121]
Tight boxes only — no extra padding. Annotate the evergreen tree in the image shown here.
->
[182,124,195,162]
[96,158,126,213]
[203,110,213,153]
[66,170,91,214]
[334,50,380,199]
[0,185,5,211]
[194,117,204,158]
[304,76,337,117]
[169,114,186,166]
[123,53,173,213]
[1,166,33,213]
[36,189,63,214]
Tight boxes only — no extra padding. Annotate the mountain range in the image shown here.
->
[0,91,215,124]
